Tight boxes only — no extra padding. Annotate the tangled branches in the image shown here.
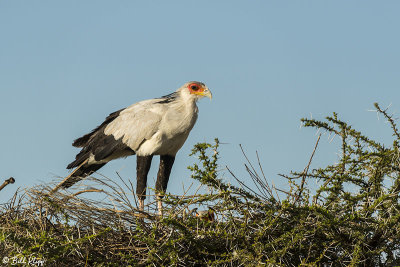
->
[1,103,400,266]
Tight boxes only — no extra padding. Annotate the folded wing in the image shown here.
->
[67,100,163,170]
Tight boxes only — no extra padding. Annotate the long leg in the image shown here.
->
[136,155,153,211]
[155,155,175,216]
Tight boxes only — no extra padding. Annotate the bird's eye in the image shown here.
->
[190,84,199,91]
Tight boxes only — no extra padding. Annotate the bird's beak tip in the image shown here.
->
[205,89,212,100]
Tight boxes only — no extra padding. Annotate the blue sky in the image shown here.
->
[1,1,400,203]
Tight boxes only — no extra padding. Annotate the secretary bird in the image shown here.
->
[54,81,212,215]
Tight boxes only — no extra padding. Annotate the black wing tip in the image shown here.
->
[72,137,88,147]
[71,108,125,148]
[66,162,76,169]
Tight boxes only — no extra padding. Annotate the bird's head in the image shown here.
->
[179,81,212,101]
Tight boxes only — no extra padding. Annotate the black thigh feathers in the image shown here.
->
[136,155,153,199]
[155,155,175,195]
[136,155,175,200]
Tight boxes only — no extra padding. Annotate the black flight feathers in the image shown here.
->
[67,108,135,170]
[72,108,125,148]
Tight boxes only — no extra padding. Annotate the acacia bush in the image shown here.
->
[1,103,400,266]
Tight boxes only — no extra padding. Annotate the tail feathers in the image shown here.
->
[61,163,106,188]
[67,150,91,169]
[72,132,94,148]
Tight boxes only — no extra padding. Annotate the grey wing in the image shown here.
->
[103,100,163,151]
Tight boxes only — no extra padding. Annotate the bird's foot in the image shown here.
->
[157,196,163,217]
[138,198,145,211]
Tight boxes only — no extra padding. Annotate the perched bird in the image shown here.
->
[193,208,216,222]
[59,81,212,215]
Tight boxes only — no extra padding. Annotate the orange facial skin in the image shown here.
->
[188,82,205,95]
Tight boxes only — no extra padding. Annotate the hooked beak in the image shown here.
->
[203,88,212,100]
